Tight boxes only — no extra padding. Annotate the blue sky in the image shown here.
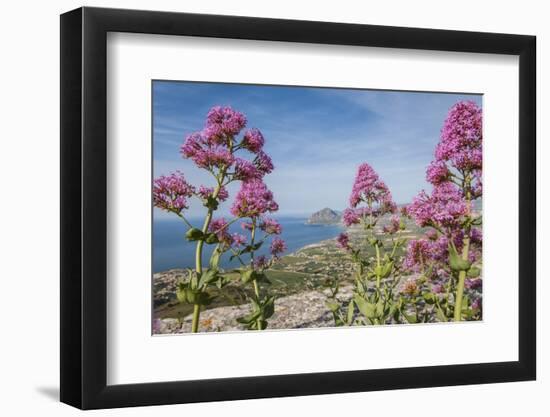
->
[153,81,481,218]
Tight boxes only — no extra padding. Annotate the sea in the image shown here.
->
[153,217,343,273]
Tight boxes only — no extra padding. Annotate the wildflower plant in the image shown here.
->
[332,163,407,325]
[153,106,285,332]
[405,101,483,321]
[229,180,287,330]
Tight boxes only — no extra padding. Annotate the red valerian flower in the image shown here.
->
[230,180,279,218]
[153,171,195,213]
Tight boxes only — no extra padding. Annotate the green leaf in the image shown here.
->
[185,228,204,241]
[467,267,481,278]
[423,292,437,305]
[198,269,219,288]
[403,312,417,324]
[354,295,377,319]
[471,216,482,226]
[184,289,212,305]
[375,300,385,317]
[435,306,447,322]
[237,310,262,324]
[240,269,255,283]
[209,249,221,270]
[325,300,340,312]
[391,305,401,323]
[204,196,219,210]
[448,243,472,272]
[368,237,379,246]
[250,298,261,313]
[176,283,187,303]
[381,261,393,278]
[262,297,275,319]
[258,320,268,330]
[190,273,198,289]
[346,300,355,325]
[239,242,264,257]
[185,289,199,304]
[204,233,219,245]
[461,295,470,310]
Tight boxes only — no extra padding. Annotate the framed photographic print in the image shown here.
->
[60,6,536,410]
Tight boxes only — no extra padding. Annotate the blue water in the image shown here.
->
[153,217,343,272]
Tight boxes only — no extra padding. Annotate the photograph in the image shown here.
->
[152,81,483,334]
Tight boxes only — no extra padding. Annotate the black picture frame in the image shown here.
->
[60,6,536,410]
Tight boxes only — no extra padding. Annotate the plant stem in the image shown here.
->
[454,174,472,322]
[191,183,221,333]
[375,243,381,291]
[250,222,263,331]
[453,236,470,321]
[253,279,260,299]
[191,304,200,333]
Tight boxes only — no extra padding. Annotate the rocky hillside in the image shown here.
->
[306,207,341,225]
[155,284,354,334]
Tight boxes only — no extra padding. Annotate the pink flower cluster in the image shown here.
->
[208,218,231,245]
[233,158,262,181]
[425,160,450,186]
[153,171,195,213]
[336,233,351,251]
[253,255,269,270]
[230,180,279,218]
[404,226,482,275]
[242,128,265,153]
[382,215,401,235]
[270,237,287,258]
[197,185,229,202]
[254,151,274,176]
[181,135,236,170]
[342,208,361,227]
[406,182,467,229]
[259,217,282,235]
[349,163,395,210]
[231,233,247,247]
[179,106,273,184]
[404,237,448,273]
[424,100,482,197]
[233,152,274,181]
[342,163,396,228]
[203,106,247,145]
[435,101,482,172]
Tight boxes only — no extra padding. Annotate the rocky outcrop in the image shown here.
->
[306,208,341,225]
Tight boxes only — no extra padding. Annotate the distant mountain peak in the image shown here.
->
[306,208,341,225]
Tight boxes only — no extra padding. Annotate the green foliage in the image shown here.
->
[176,282,215,306]
[204,233,219,245]
[467,266,481,278]
[423,292,437,304]
[230,241,263,261]
[185,228,204,241]
[448,243,472,272]
[203,196,219,210]
[346,300,355,325]
[237,296,276,330]
[198,269,219,288]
